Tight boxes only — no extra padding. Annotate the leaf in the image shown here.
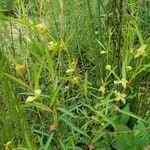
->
[104,91,114,115]
[25,133,32,150]
[34,57,45,89]
[118,109,147,123]
[95,140,111,150]
[98,112,116,130]
[136,64,150,75]
[58,107,76,118]
[116,124,130,132]
[24,102,52,112]
[83,102,116,129]
[44,133,53,150]
[135,24,144,45]
[134,121,150,147]
[25,96,36,103]
[61,118,89,138]
[134,44,147,58]
[1,72,31,89]
[96,40,107,51]
[112,124,136,150]
[119,105,130,124]
[3,16,36,28]
[83,71,88,98]
[58,139,66,150]
[33,130,50,137]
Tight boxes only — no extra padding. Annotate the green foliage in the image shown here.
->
[0,0,150,149]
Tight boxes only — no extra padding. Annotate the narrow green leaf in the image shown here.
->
[24,102,52,113]
[44,133,53,150]
[34,57,45,89]
[97,40,107,51]
[61,118,89,138]
[1,72,31,89]
[98,112,116,130]
[59,139,66,150]
[83,71,88,98]
[118,109,147,123]
[58,107,76,118]
[24,133,32,150]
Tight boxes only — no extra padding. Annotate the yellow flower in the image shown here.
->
[105,65,111,70]
[134,44,147,58]
[99,86,105,93]
[25,89,41,103]
[15,64,26,74]
[34,89,41,97]
[114,91,126,104]
[25,96,36,103]
[71,60,77,69]
[5,141,11,150]
[49,41,55,45]
[47,41,64,52]
[36,23,47,33]
[72,76,81,85]
[47,41,57,51]
[66,60,77,75]
[66,68,74,75]
[126,66,132,71]
[100,50,106,54]
[114,79,128,89]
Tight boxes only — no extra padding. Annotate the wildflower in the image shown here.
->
[64,85,69,90]
[36,23,47,33]
[58,41,64,51]
[34,89,41,97]
[49,123,57,132]
[87,144,94,150]
[126,66,132,71]
[70,60,77,69]
[95,30,99,35]
[47,41,57,51]
[99,86,105,93]
[134,44,147,58]
[105,65,111,71]
[5,141,11,150]
[72,76,81,85]
[114,79,128,89]
[66,68,74,75]
[101,122,105,126]
[114,91,126,104]
[66,60,77,75]
[49,41,55,45]
[114,105,119,112]
[25,96,36,103]
[100,50,106,54]
[47,41,64,52]
[120,79,128,89]
[25,89,41,103]
[15,64,26,74]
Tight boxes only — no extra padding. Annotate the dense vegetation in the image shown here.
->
[0,0,150,149]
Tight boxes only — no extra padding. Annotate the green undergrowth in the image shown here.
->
[0,0,150,149]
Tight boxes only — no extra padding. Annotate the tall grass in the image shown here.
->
[0,0,150,149]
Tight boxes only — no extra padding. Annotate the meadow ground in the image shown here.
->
[0,0,150,149]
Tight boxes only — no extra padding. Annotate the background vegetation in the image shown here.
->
[0,0,150,149]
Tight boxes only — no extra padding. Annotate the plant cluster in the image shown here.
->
[0,0,150,149]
